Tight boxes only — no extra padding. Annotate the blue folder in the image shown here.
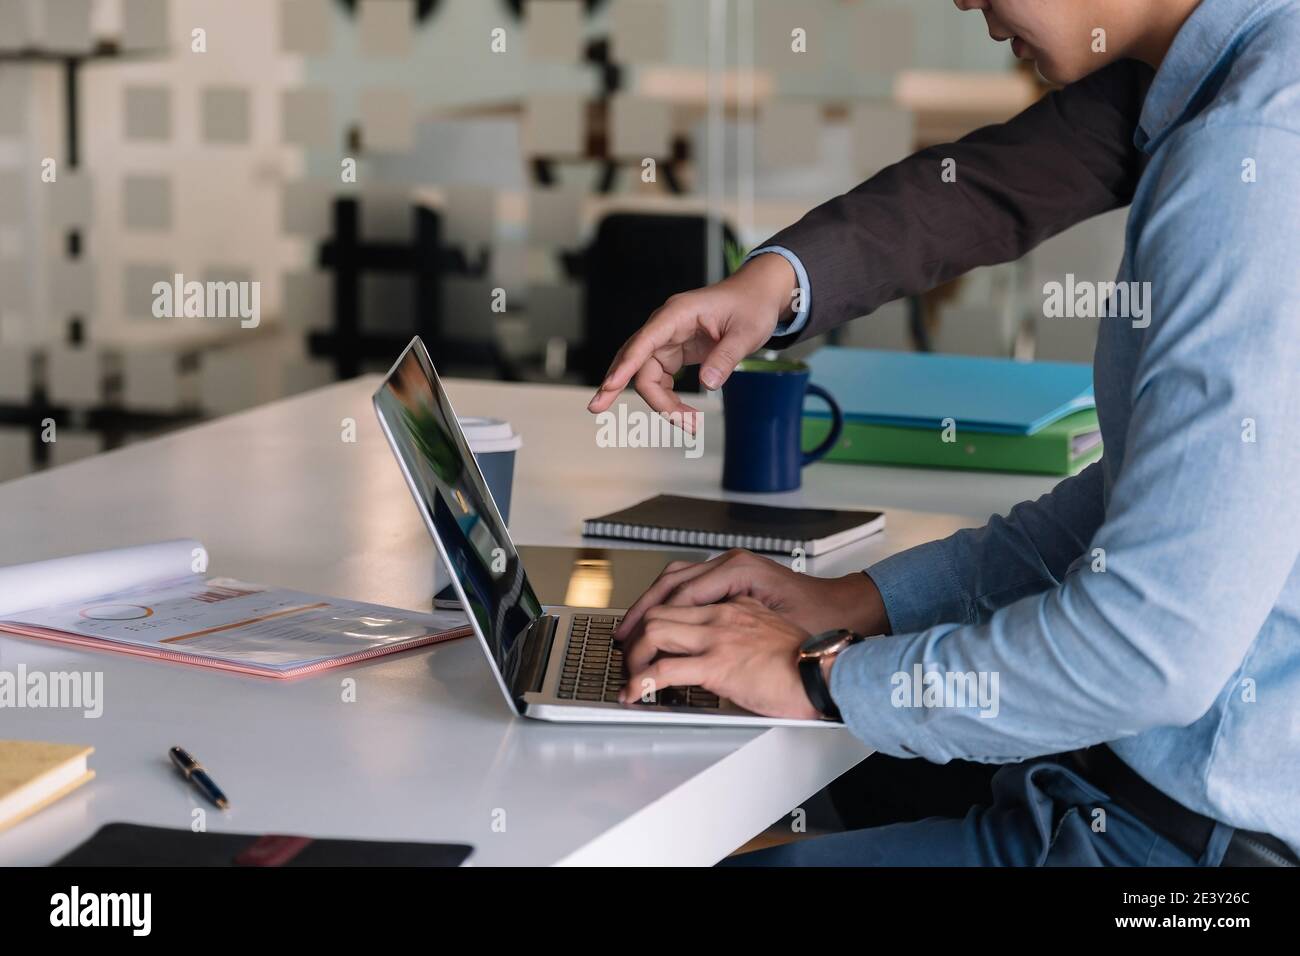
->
[804,347,1095,436]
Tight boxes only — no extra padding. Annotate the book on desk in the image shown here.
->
[0,740,94,833]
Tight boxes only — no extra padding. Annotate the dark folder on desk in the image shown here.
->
[53,823,473,867]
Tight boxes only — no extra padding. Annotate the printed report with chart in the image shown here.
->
[0,540,470,678]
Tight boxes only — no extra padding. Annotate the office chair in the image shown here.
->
[579,211,740,389]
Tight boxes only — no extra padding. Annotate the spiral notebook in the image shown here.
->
[583,495,885,557]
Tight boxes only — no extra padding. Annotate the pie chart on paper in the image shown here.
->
[81,604,154,621]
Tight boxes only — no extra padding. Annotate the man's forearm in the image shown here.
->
[762,59,1153,346]
[863,461,1107,636]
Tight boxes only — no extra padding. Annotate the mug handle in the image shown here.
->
[801,383,844,466]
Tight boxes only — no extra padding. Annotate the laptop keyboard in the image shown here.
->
[556,614,722,709]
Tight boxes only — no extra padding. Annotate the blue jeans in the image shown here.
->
[726,757,1236,866]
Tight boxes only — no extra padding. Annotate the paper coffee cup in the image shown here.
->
[460,416,523,523]
[434,417,522,603]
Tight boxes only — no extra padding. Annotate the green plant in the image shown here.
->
[724,238,751,277]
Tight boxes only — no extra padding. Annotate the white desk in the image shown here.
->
[0,379,1058,866]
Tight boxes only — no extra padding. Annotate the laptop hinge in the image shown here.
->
[514,614,560,699]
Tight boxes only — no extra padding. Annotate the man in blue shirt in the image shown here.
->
[587,0,1300,866]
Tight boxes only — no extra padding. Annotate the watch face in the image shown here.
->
[801,628,856,659]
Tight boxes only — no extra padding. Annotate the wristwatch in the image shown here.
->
[798,629,865,721]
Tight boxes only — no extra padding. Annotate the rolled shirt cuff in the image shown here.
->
[828,630,956,761]
[836,547,986,761]
[865,539,971,636]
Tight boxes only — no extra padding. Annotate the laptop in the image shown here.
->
[373,336,837,728]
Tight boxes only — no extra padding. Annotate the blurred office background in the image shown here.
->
[0,0,1126,480]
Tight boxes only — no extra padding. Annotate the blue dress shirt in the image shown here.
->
[770,0,1300,850]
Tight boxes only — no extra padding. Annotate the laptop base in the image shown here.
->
[524,606,841,728]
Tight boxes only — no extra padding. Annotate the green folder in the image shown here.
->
[803,407,1103,476]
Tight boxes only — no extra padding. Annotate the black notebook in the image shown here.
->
[583,495,885,557]
[52,823,473,867]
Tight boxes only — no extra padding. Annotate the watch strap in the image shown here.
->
[799,655,842,722]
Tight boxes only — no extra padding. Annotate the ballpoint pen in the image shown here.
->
[168,746,230,810]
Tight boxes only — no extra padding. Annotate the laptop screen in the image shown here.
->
[373,339,544,694]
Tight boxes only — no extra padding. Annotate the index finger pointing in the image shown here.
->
[586,322,674,413]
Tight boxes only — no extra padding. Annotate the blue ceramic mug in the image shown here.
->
[721,358,844,493]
